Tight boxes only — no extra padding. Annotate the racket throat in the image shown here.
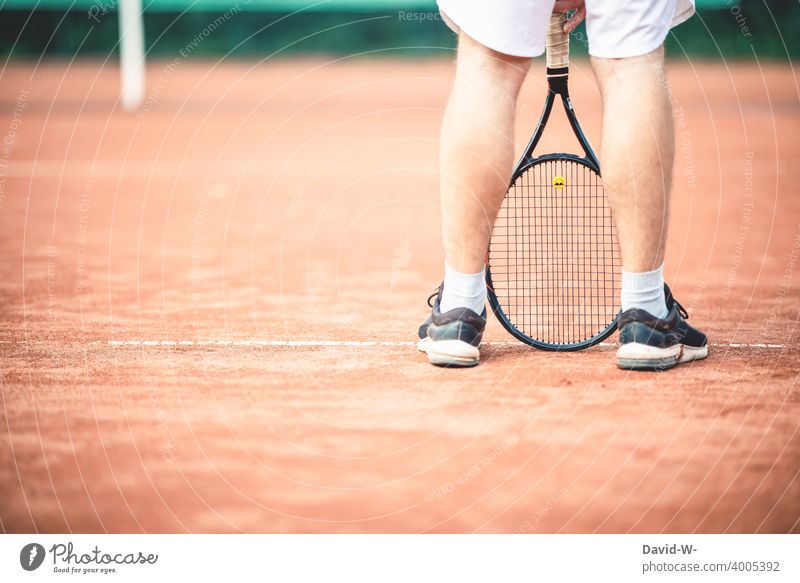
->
[517,64,600,170]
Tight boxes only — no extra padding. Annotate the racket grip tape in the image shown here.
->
[546,12,570,69]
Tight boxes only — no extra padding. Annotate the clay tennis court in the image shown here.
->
[1,56,798,533]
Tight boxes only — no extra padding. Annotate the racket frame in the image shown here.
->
[485,53,621,351]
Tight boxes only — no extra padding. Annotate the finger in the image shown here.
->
[564,6,587,33]
[553,0,583,13]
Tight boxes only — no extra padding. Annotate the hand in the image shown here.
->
[553,0,586,34]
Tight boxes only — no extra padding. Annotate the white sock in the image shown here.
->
[440,262,486,315]
[621,264,669,319]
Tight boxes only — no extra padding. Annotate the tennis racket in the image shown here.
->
[486,12,621,351]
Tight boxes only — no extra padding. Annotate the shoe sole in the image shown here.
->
[417,338,479,368]
[616,342,708,371]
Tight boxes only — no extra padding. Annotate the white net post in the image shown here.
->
[118,0,145,112]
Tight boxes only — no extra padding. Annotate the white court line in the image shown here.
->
[102,340,421,347]
[90,340,782,349]
[2,340,787,349]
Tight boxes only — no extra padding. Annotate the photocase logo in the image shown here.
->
[20,543,46,571]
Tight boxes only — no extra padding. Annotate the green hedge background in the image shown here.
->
[1,1,797,59]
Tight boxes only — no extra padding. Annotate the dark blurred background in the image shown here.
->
[1,0,798,59]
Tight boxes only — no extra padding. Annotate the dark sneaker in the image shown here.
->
[616,284,708,371]
[417,283,486,367]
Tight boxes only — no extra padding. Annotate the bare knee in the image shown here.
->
[453,32,531,97]
[591,45,666,94]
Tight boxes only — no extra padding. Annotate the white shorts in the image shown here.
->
[436,0,695,59]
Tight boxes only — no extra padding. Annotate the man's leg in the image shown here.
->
[592,46,707,370]
[417,32,531,367]
[592,47,673,318]
[438,33,531,314]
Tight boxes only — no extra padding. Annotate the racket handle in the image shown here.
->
[546,12,570,69]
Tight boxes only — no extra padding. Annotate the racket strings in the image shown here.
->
[489,158,620,346]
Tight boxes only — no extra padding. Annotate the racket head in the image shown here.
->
[486,153,621,351]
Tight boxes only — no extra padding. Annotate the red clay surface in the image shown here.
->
[0,57,798,533]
